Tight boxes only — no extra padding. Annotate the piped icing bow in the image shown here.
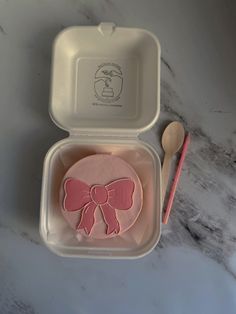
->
[63,178,134,235]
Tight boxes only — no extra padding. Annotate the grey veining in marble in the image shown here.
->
[0,0,236,313]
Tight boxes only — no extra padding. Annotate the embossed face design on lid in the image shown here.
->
[94,63,123,103]
[60,154,143,239]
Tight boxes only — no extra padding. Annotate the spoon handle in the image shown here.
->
[161,154,172,205]
[163,134,190,224]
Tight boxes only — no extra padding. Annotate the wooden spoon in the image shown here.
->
[161,121,185,204]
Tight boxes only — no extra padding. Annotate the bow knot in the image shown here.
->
[63,178,134,235]
[90,185,108,205]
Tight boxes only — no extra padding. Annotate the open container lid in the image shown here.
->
[50,23,160,135]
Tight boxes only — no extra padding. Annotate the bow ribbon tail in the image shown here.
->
[77,201,97,235]
[100,203,120,235]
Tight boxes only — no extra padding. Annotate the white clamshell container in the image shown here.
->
[40,23,161,259]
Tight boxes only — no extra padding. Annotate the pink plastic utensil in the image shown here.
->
[163,133,190,224]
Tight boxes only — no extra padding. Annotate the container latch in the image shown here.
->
[98,23,116,36]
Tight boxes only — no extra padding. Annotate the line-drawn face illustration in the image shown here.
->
[94,63,123,103]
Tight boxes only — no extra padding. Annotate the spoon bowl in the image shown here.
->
[162,121,185,155]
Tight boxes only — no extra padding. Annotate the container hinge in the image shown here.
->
[69,130,138,140]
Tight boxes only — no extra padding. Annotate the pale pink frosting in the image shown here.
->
[60,154,143,239]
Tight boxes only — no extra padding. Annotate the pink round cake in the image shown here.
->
[60,154,143,239]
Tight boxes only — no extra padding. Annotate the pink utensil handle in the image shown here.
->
[163,133,190,224]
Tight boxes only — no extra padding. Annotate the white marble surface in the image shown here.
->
[0,0,236,313]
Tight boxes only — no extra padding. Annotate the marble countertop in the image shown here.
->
[0,0,236,313]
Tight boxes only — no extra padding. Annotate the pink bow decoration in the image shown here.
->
[63,178,135,235]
